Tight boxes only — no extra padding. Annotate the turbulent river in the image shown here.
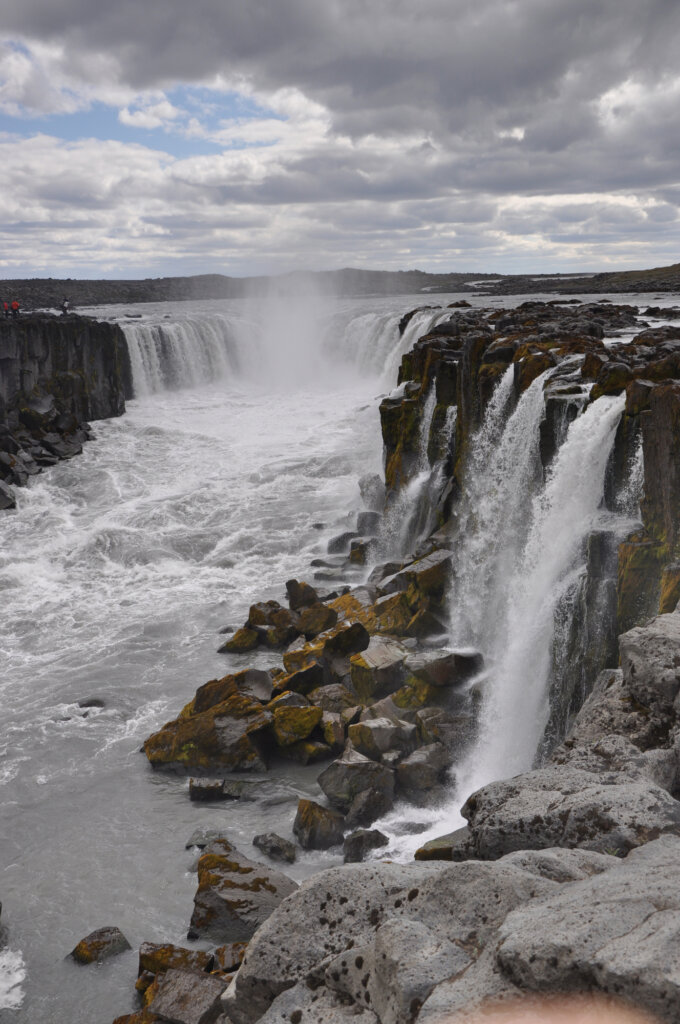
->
[0,290,663,1022]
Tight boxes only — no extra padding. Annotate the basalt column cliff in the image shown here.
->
[0,315,132,508]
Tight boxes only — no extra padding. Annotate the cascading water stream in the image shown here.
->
[124,315,243,395]
[448,365,548,649]
[377,381,449,558]
[459,391,627,790]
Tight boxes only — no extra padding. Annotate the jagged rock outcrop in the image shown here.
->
[0,314,131,505]
[222,839,680,1024]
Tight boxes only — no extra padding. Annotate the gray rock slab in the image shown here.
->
[222,853,589,1024]
[462,764,680,858]
[189,838,298,944]
[494,836,680,1023]
[256,980,379,1024]
[148,967,226,1024]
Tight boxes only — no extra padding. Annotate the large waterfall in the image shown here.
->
[455,391,627,790]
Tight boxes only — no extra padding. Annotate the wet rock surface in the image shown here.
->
[70,926,131,965]
[188,838,298,943]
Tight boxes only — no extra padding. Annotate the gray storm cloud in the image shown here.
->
[1,0,679,274]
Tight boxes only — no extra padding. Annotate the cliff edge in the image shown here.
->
[0,314,132,508]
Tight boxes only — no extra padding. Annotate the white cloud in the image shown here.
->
[1,1,680,274]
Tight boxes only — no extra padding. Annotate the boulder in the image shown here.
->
[144,692,272,773]
[285,579,319,611]
[415,707,477,752]
[321,711,345,752]
[327,531,359,554]
[358,473,384,511]
[347,717,416,762]
[308,683,357,713]
[137,943,214,994]
[343,829,389,863]
[461,764,680,859]
[252,833,297,864]
[218,628,260,654]
[404,648,483,688]
[270,705,322,747]
[273,662,325,696]
[0,480,16,509]
[317,746,395,813]
[247,601,283,628]
[265,691,309,710]
[344,784,395,829]
[350,638,410,703]
[396,743,452,795]
[297,602,339,639]
[189,779,227,802]
[415,826,472,862]
[377,550,453,603]
[293,798,345,850]
[147,968,226,1024]
[70,926,131,964]
[370,592,414,635]
[324,621,371,658]
[188,838,297,943]
[493,837,680,1024]
[222,848,609,1024]
[283,622,369,687]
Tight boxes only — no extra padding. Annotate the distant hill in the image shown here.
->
[1,263,679,310]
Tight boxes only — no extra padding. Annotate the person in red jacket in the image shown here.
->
[3,302,8,317]
[11,300,19,317]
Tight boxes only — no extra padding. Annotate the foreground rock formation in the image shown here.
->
[0,314,131,507]
[113,298,680,1024]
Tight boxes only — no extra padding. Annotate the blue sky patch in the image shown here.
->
[0,84,285,159]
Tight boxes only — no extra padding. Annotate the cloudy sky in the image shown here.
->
[1,0,679,278]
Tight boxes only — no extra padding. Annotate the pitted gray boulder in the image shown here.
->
[222,850,604,1024]
[461,764,680,859]
[256,981,379,1024]
[494,836,680,1023]
[330,918,471,1024]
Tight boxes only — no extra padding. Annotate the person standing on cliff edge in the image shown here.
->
[61,297,69,315]
[10,300,19,317]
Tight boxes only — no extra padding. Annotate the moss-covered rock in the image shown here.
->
[189,838,298,943]
[591,361,635,402]
[218,627,261,654]
[143,693,272,773]
[297,602,338,639]
[617,535,666,635]
[659,563,680,614]
[70,926,131,965]
[349,638,409,703]
[137,942,213,987]
[271,706,323,747]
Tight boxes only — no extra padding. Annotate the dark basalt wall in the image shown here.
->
[0,314,132,507]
